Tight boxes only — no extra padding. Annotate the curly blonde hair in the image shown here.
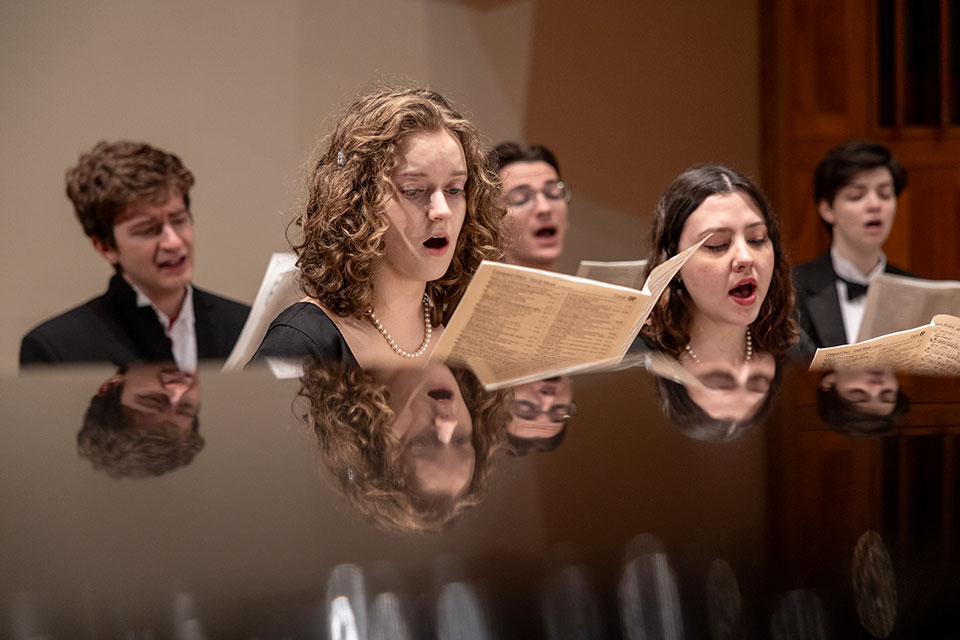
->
[293,87,505,326]
[297,362,511,534]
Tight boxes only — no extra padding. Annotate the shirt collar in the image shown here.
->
[830,245,886,285]
[133,283,195,329]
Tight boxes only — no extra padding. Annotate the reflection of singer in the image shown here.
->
[654,356,783,441]
[506,376,575,456]
[78,362,204,478]
[298,361,510,533]
[817,368,910,436]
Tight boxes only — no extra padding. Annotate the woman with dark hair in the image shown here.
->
[297,360,511,534]
[641,165,798,364]
[253,87,505,369]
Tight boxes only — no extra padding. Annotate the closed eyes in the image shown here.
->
[704,236,769,252]
[399,186,466,199]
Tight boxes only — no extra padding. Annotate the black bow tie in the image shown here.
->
[839,278,869,301]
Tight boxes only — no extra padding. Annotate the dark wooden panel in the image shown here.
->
[903,168,960,279]
[763,0,960,278]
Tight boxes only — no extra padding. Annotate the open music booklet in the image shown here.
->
[431,238,707,390]
[810,313,960,376]
[857,273,960,341]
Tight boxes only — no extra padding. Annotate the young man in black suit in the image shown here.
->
[20,141,249,370]
[793,141,911,348]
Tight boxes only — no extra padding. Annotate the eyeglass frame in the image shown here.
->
[511,400,577,423]
[503,180,571,209]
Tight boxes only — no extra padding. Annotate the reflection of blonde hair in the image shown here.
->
[293,87,505,325]
[78,384,204,478]
[297,363,510,533]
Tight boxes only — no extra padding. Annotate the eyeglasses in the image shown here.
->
[511,400,577,423]
[504,181,571,208]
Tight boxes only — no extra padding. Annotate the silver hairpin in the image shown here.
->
[336,151,345,166]
[347,467,356,481]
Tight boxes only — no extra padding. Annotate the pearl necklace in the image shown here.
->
[367,295,432,359]
[684,327,753,365]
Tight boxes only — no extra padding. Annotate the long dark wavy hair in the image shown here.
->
[292,87,505,326]
[641,165,798,357]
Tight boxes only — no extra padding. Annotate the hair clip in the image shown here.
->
[347,467,356,481]
[336,151,346,166]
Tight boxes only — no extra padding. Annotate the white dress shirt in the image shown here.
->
[831,245,886,344]
[134,284,197,372]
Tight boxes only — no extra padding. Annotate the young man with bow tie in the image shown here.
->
[793,141,913,348]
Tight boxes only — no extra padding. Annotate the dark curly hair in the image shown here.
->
[297,362,511,534]
[641,165,798,358]
[292,87,505,326]
[66,140,195,248]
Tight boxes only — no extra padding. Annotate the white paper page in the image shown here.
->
[222,253,300,372]
[858,274,960,341]
[631,237,710,338]
[915,314,960,376]
[575,259,648,289]
[810,322,932,372]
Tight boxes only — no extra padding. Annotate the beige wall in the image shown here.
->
[0,0,759,372]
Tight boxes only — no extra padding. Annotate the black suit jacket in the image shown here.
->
[792,250,913,349]
[20,275,250,367]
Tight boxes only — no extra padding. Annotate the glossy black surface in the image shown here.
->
[2,361,959,638]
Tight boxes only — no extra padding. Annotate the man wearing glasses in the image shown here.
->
[492,142,571,272]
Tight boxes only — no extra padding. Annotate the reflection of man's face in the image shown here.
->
[507,376,574,439]
[384,364,475,498]
[115,362,200,433]
[682,353,775,423]
[820,369,898,416]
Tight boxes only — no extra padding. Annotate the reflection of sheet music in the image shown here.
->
[222,253,301,372]
[811,314,960,376]
[432,238,706,390]
[858,274,960,341]
[575,259,648,289]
